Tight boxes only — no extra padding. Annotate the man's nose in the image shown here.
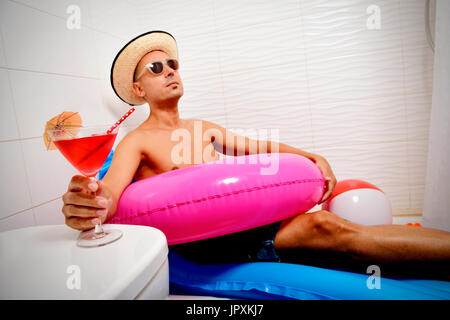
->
[165,69,174,78]
[165,65,175,77]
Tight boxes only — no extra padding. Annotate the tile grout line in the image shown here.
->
[8,0,128,41]
[297,0,316,155]
[396,0,413,211]
[0,136,42,143]
[0,197,62,222]
[211,0,229,129]
[4,70,38,225]
[0,66,102,81]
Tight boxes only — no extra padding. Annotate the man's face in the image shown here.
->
[133,50,184,104]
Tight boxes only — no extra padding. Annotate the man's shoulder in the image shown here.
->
[190,118,223,129]
[116,128,150,148]
[197,119,227,132]
[183,118,215,129]
[122,128,143,140]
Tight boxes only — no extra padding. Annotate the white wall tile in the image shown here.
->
[405,92,432,140]
[97,78,135,126]
[33,199,65,226]
[379,183,410,215]
[0,141,33,218]
[214,0,300,32]
[306,48,404,104]
[300,0,402,59]
[399,0,430,48]
[0,209,35,232]
[180,74,227,125]
[406,139,429,186]
[299,0,406,105]
[0,70,20,141]
[13,0,92,27]
[401,45,434,95]
[0,0,98,78]
[409,184,425,212]
[0,28,6,67]
[177,32,222,81]
[135,0,216,38]
[315,141,409,188]
[217,17,305,75]
[92,31,127,80]
[221,61,314,151]
[9,70,106,139]
[87,0,140,39]
[311,96,408,149]
[21,138,78,206]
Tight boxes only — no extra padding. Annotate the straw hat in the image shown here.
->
[110,30,178,106]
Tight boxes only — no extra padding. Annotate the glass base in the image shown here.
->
[77,228,123,248]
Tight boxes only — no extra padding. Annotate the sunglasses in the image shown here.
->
[135,59,179,80]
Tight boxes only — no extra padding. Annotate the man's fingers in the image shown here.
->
[62,191,108,209]
[64,176,110,231]
[96,179,105,192]
[318,178,331,204]
[62,204,107,219]
[65,216,97,231]
[68,175,98,192]
[319,190,332,204]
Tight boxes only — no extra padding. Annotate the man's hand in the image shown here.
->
[314,156,337,204]
[62,175,113,231]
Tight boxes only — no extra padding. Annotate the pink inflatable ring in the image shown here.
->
[109,153,325,245]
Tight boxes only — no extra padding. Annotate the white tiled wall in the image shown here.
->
[0,0,136,231]
[0,0,434,231]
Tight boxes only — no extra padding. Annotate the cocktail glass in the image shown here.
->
[47,125,123,247]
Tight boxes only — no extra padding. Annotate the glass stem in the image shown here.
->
[90,177,105,236]
[94,221,105,235]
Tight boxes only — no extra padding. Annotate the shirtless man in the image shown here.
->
[62,31,450,280]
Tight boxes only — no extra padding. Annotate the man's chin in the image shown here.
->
[168,87,184,98]
[165,90,183,103]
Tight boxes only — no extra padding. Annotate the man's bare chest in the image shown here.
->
[134,130,219,180]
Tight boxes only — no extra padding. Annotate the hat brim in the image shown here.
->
[110,31,178,106]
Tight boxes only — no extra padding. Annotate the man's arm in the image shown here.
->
[202,119,320,161]
[101,132,142,220]
[202,120,336,203]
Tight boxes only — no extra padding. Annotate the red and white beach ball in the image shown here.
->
[323,179,392,226]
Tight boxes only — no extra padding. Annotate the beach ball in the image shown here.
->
[323,179,392,226]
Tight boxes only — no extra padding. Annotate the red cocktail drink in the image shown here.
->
[47,125,122,248]
[54,133,117,177]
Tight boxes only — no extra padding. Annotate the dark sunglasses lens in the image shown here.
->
[150,62,163,74]
[168,59,179,70]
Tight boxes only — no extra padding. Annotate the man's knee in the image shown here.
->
[313,210,362,251]
[298,210,357,251]
[275,210,345,250]
[309,210,341,236]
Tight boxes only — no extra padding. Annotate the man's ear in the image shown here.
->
[132,82,146,98]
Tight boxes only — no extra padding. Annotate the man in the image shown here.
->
[62,31,450,280]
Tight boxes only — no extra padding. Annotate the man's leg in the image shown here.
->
[273,210,450,280]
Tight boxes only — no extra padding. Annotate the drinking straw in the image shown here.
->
[107,107,135,134]
[74,107,136,169]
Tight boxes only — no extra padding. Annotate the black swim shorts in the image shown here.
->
[169,222,282,264]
